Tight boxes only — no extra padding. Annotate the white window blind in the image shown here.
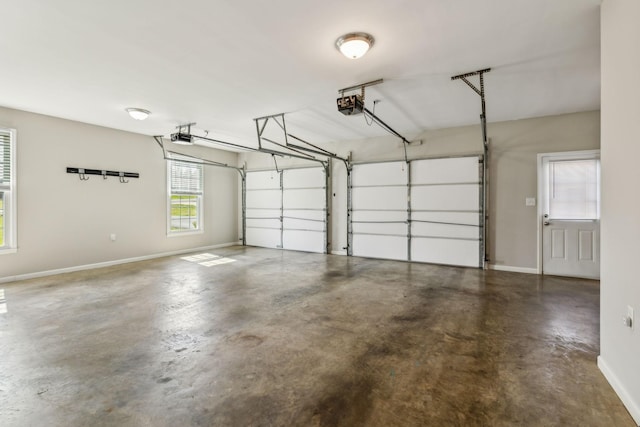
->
[0,128,16,251]
[0,130,10,189]
[170,160,203,195]
[548,159,599,220]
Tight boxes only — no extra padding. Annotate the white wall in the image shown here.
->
[0,107,239,280]
[599,0,640,423]
[240,111,600,269]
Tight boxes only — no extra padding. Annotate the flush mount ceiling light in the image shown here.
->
[335,32,375,59]
[126,108,151,121]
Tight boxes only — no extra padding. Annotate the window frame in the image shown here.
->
[0,127,17,254]
[166,155,204,236]
[547,158,600,220]
[540,151,601,221]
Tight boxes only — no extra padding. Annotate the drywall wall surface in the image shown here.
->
[0,107,239,279]
[600,0,640,423]
[241,110,600,269]
[485,111,600,269]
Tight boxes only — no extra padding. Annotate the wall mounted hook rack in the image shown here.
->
[67,167,139,183]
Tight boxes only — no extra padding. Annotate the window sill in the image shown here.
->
[167,230,204,238]
[0,248,18,255]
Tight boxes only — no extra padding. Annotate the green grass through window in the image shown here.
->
[170,195,199,231]
[170,195,197,216]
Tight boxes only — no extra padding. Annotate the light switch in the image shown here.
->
[525,197,536,207]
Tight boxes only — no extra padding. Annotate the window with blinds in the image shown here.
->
[548,158,600,220]
[0,128,16,251]
[167,158,203,234]
[0,131,9,187]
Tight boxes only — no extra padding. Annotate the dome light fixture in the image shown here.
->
[335,32,375,59]
[126,107,151,121]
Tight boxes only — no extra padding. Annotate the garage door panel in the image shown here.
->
[283,217,325,232]
[283,188,325,209]
[283,168,325,188]
[352,162,407,186]
[412,157,480,184]
[246,217,281,229]
[246,171,281,190]
[352,234,407,261]
[246,190,281,209]
[283,230,325,253]
[411,185,479,211]
[411,238,479,267]
[411,211,479,226]
[411,222,479,240]
[245,208,280,218]
[352,187,407,210]
[352,222,407,235]
[246,228,281,249]
[352,210,407,222]
[283,209,325,221]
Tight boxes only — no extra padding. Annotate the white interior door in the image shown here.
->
[541,151,600,279]
[543,220,600,278]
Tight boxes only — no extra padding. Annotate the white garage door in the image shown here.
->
[245,167,327,253]
[351,162,408,261]
[283,167,327,253]
[245,170,282,249]
[410,157,481,268]
[350,157,482,267]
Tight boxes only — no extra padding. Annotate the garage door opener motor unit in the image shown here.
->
[170,123,195,145]
[337,94,364,116]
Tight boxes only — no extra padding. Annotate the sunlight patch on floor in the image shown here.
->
[181,253,237,267]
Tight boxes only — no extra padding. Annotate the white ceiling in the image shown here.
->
[0,0,601,151]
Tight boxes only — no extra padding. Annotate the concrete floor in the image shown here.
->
[0,246,634,426]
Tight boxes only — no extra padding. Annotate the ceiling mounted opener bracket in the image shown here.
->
[451,67,491,268]
[451,68,491,147]
[337,78,411,163]
[253,112,350,169]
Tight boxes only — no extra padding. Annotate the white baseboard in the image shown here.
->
[0,242,241,284]
[331,250,347,256]
[487,264,539,275]
[598,356,640,425]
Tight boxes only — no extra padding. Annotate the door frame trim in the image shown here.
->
[536,149,600,274]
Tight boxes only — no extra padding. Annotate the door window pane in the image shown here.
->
[548,159,599,219]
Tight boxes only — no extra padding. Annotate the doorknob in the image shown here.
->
[544,221,550,226]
